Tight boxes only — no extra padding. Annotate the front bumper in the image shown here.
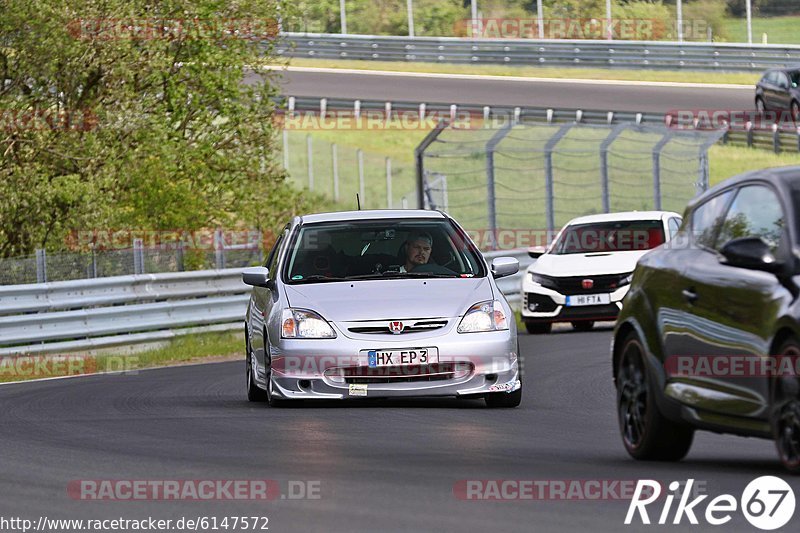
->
[520,279,629,323]
[259,330,519,400]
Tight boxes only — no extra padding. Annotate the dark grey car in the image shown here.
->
[755,68,800,120]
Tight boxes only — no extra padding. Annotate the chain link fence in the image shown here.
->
[417,120,726,249]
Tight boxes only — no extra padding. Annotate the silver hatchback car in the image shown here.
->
[242,210,522,407]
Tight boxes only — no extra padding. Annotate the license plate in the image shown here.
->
[565,294,611,306]
[365,348,439,368]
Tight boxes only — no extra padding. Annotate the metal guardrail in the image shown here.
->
[279,32,800,72]
[0,251,529,356]
[279,95,800,154]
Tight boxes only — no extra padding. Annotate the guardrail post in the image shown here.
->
[746,121,754,147]
[306,134,314,190]
[35,249,47,283]
[485,122,514,250]
[133,238,144,275]
[773,123,781,153]
[544,124,574,234]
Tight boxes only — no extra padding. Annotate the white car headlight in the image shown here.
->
[457,300,508,333]
[281,308,336,339]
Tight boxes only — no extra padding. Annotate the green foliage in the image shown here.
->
[0,0,314,258]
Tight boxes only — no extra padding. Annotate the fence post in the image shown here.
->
[91,244,98,278]
[306,134,314,190]
[485,122,514,250]
[133,238,144,275]
[414,120,449,209]
[332,143,340,202]
[357,149,365,207]
[282,129,289,170]
[652,131,676,211]
[214,229,225,270]
[386,157,392,208]
[544,124,574,234]
[177,240,185,272]
[599,123,628,214]
[35,248,47,283]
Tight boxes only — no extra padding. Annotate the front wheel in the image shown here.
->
[773,337,800,473]
[246,337,268,403]
[616,333,693,461]
[756,97,766,114]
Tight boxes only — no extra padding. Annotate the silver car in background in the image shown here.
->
[242,210,522,407]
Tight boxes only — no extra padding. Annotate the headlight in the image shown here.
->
[281,308,336,339]
[457,300,508,333]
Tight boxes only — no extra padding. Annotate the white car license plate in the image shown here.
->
[365,348,439,368]
[565,294,611,307]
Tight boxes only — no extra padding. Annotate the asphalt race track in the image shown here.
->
[1,326,796,532]
[270,68,754,113]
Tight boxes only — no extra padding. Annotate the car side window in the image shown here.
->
[777,72,790,90]
[714,185,785,253]
[265,228,287,280]
[690,190,734,249]
[765,71,777,85]
[668,218,681,239]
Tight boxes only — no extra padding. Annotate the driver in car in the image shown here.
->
[401,231,433,272]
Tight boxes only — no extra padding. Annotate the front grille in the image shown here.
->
[334,362,473,384]
[536,273,631,294]
[559,303,620,320]
[348,320,448,335]
[525,293,558,313]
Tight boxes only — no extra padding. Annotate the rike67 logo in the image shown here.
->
[625,477,796,530]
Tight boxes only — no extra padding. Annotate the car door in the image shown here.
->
[251,225,288,371]
[674,184,789,419]
[762,71,779,110]
[660,189,735,364]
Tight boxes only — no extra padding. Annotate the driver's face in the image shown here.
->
[407,239,431,266]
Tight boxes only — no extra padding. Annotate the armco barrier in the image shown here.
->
[0,250,530,356]
[277,32,800,72]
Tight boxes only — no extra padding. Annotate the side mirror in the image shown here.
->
[719,237,783,273]
[242,266,271,287]
[491,257,519,279]
[527,246,546,259]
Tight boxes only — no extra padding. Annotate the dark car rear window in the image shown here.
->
[550,220,665,255]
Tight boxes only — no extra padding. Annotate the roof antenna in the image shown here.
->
[356,193,361,210]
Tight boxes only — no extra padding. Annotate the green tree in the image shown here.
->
[0,0,310,257]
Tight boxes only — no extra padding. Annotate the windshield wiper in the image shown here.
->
[346,271,460,280]
[290,275,348,284]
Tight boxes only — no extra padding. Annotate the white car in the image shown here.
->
[521,211,682,334]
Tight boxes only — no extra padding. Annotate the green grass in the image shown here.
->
[0,330,242,383]
[284,57,759,85]
[720,16,800,46]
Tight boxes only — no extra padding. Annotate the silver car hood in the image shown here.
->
[284,277,493,321]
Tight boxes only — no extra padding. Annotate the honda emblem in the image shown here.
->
[389,321,405,334]
[581,279,594,290]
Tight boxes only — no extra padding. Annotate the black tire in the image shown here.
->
[772,337,800,474]
[525,321,552,335]
[246,333,268,402]
[756,96,766,114]
[485,382,522,408]
[616,333,693,461]
[571,321,595,332]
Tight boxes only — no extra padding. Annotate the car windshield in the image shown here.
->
[283,218,486,283]
[550,220,665,255]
